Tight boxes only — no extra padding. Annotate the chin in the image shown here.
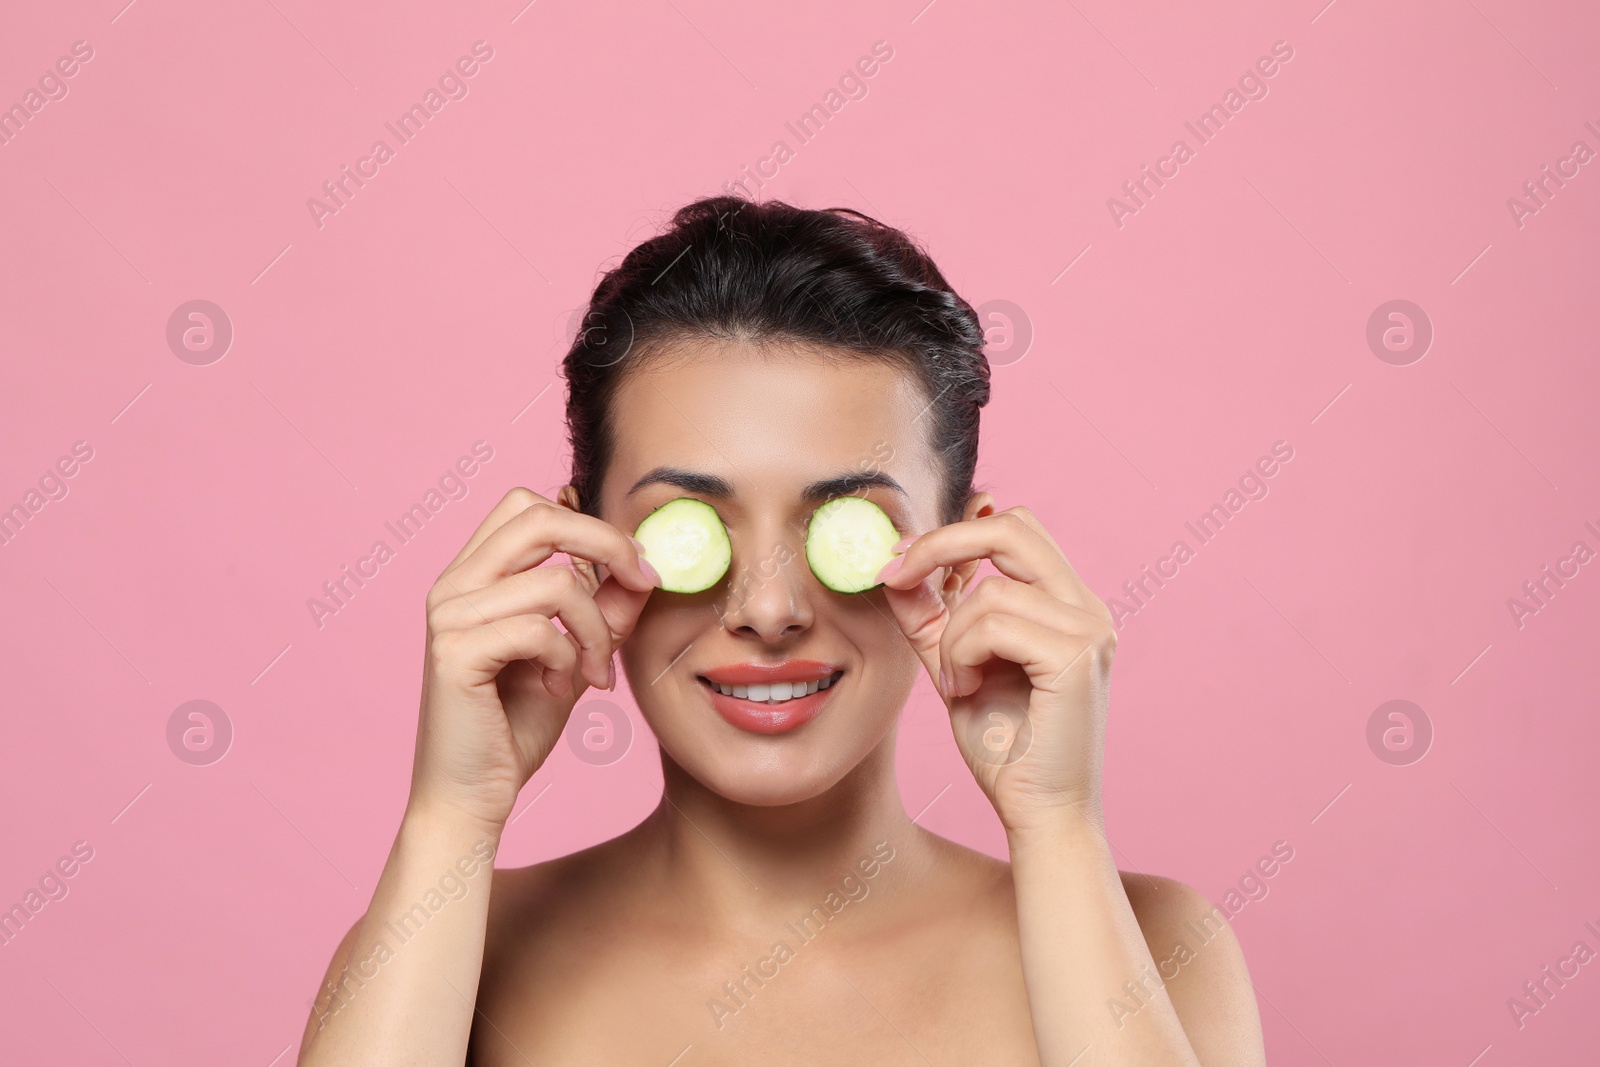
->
[658,722,878,808]
[691,758,852,807]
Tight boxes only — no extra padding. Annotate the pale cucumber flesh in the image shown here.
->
[632,497,731,593]
[634,495,902,595]
[805,496,902,593]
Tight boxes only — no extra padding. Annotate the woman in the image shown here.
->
[296,197,1266,1065]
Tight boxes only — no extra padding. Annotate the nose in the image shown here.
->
[714,520,813,642]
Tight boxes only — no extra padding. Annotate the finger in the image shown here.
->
[429,565,615,691]
[432,612,582,697]
[881,507,1103,618]
[451,499,658,596]
[999,504,1068,556]
[941,609,1115,699]
[442,486,545,575]
[875,566,952,688]
[591,571,657,650]
[938,575,1112,697]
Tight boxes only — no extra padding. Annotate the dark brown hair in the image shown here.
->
[561,195,991,526]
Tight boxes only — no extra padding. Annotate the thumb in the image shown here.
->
[878,568,950,691]
[593,573,654,646]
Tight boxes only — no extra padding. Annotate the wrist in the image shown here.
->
[401,793,508,850]
[1002,794,1109,859]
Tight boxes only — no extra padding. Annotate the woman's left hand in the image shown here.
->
[875,506,1118,836]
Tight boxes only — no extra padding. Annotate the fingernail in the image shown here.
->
[638,556,663,587]
[891,536,915,552]
[607,661,617,690]
[937,667,950,696]
[875,555,902,583]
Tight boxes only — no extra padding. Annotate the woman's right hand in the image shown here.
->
[406,487,661,832]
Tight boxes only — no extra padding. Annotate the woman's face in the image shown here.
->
[572,340,964,807]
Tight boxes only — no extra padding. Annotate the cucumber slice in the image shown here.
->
[805,496,902,593]
[632,497,731,593]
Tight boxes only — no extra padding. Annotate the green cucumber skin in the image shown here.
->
[805,496,901,594]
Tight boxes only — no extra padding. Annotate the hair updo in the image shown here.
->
[560,195,991,527]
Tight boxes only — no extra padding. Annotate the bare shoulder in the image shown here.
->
[482,832,643,952]
[473,833,665,1036]
[1118,871,1266,1067]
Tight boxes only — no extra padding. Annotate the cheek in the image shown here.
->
[617,598,707,688]
[861,610,913,661]
[621,598,681,650]
[850,606,925,699]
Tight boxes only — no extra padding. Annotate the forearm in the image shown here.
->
[298,805,502,1066]
[1008,811,1201,1067]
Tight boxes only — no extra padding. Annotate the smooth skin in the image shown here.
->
[296,339,1266,1066]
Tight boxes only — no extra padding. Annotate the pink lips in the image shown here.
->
[697,670,842,735]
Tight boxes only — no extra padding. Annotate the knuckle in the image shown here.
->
[504,486,540,508]
[568,616,599,653]
[1080,620,1117,658]
[520,610,555,639]
[549,630,581,668]
[500,615,555,662]
[973,574,1010,603]
[518,500,553,528]
[1000,507,1033,532]
[546,562,579,593]
[536,564,583,607]
[494,626,535,665]
[425,586,464,627]
[429,629,469,669]
[975,611,1010,640]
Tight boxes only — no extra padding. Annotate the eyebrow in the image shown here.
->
[625,466,908,502]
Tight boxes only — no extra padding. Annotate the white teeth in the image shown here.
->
[709,670,842,703]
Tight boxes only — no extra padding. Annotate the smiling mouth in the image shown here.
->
[695,668,845,735]
[696,669,845,704]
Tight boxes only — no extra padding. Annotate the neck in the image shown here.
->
[636,731,926,922]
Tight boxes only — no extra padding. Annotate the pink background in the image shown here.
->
[2,0,1597,1063]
